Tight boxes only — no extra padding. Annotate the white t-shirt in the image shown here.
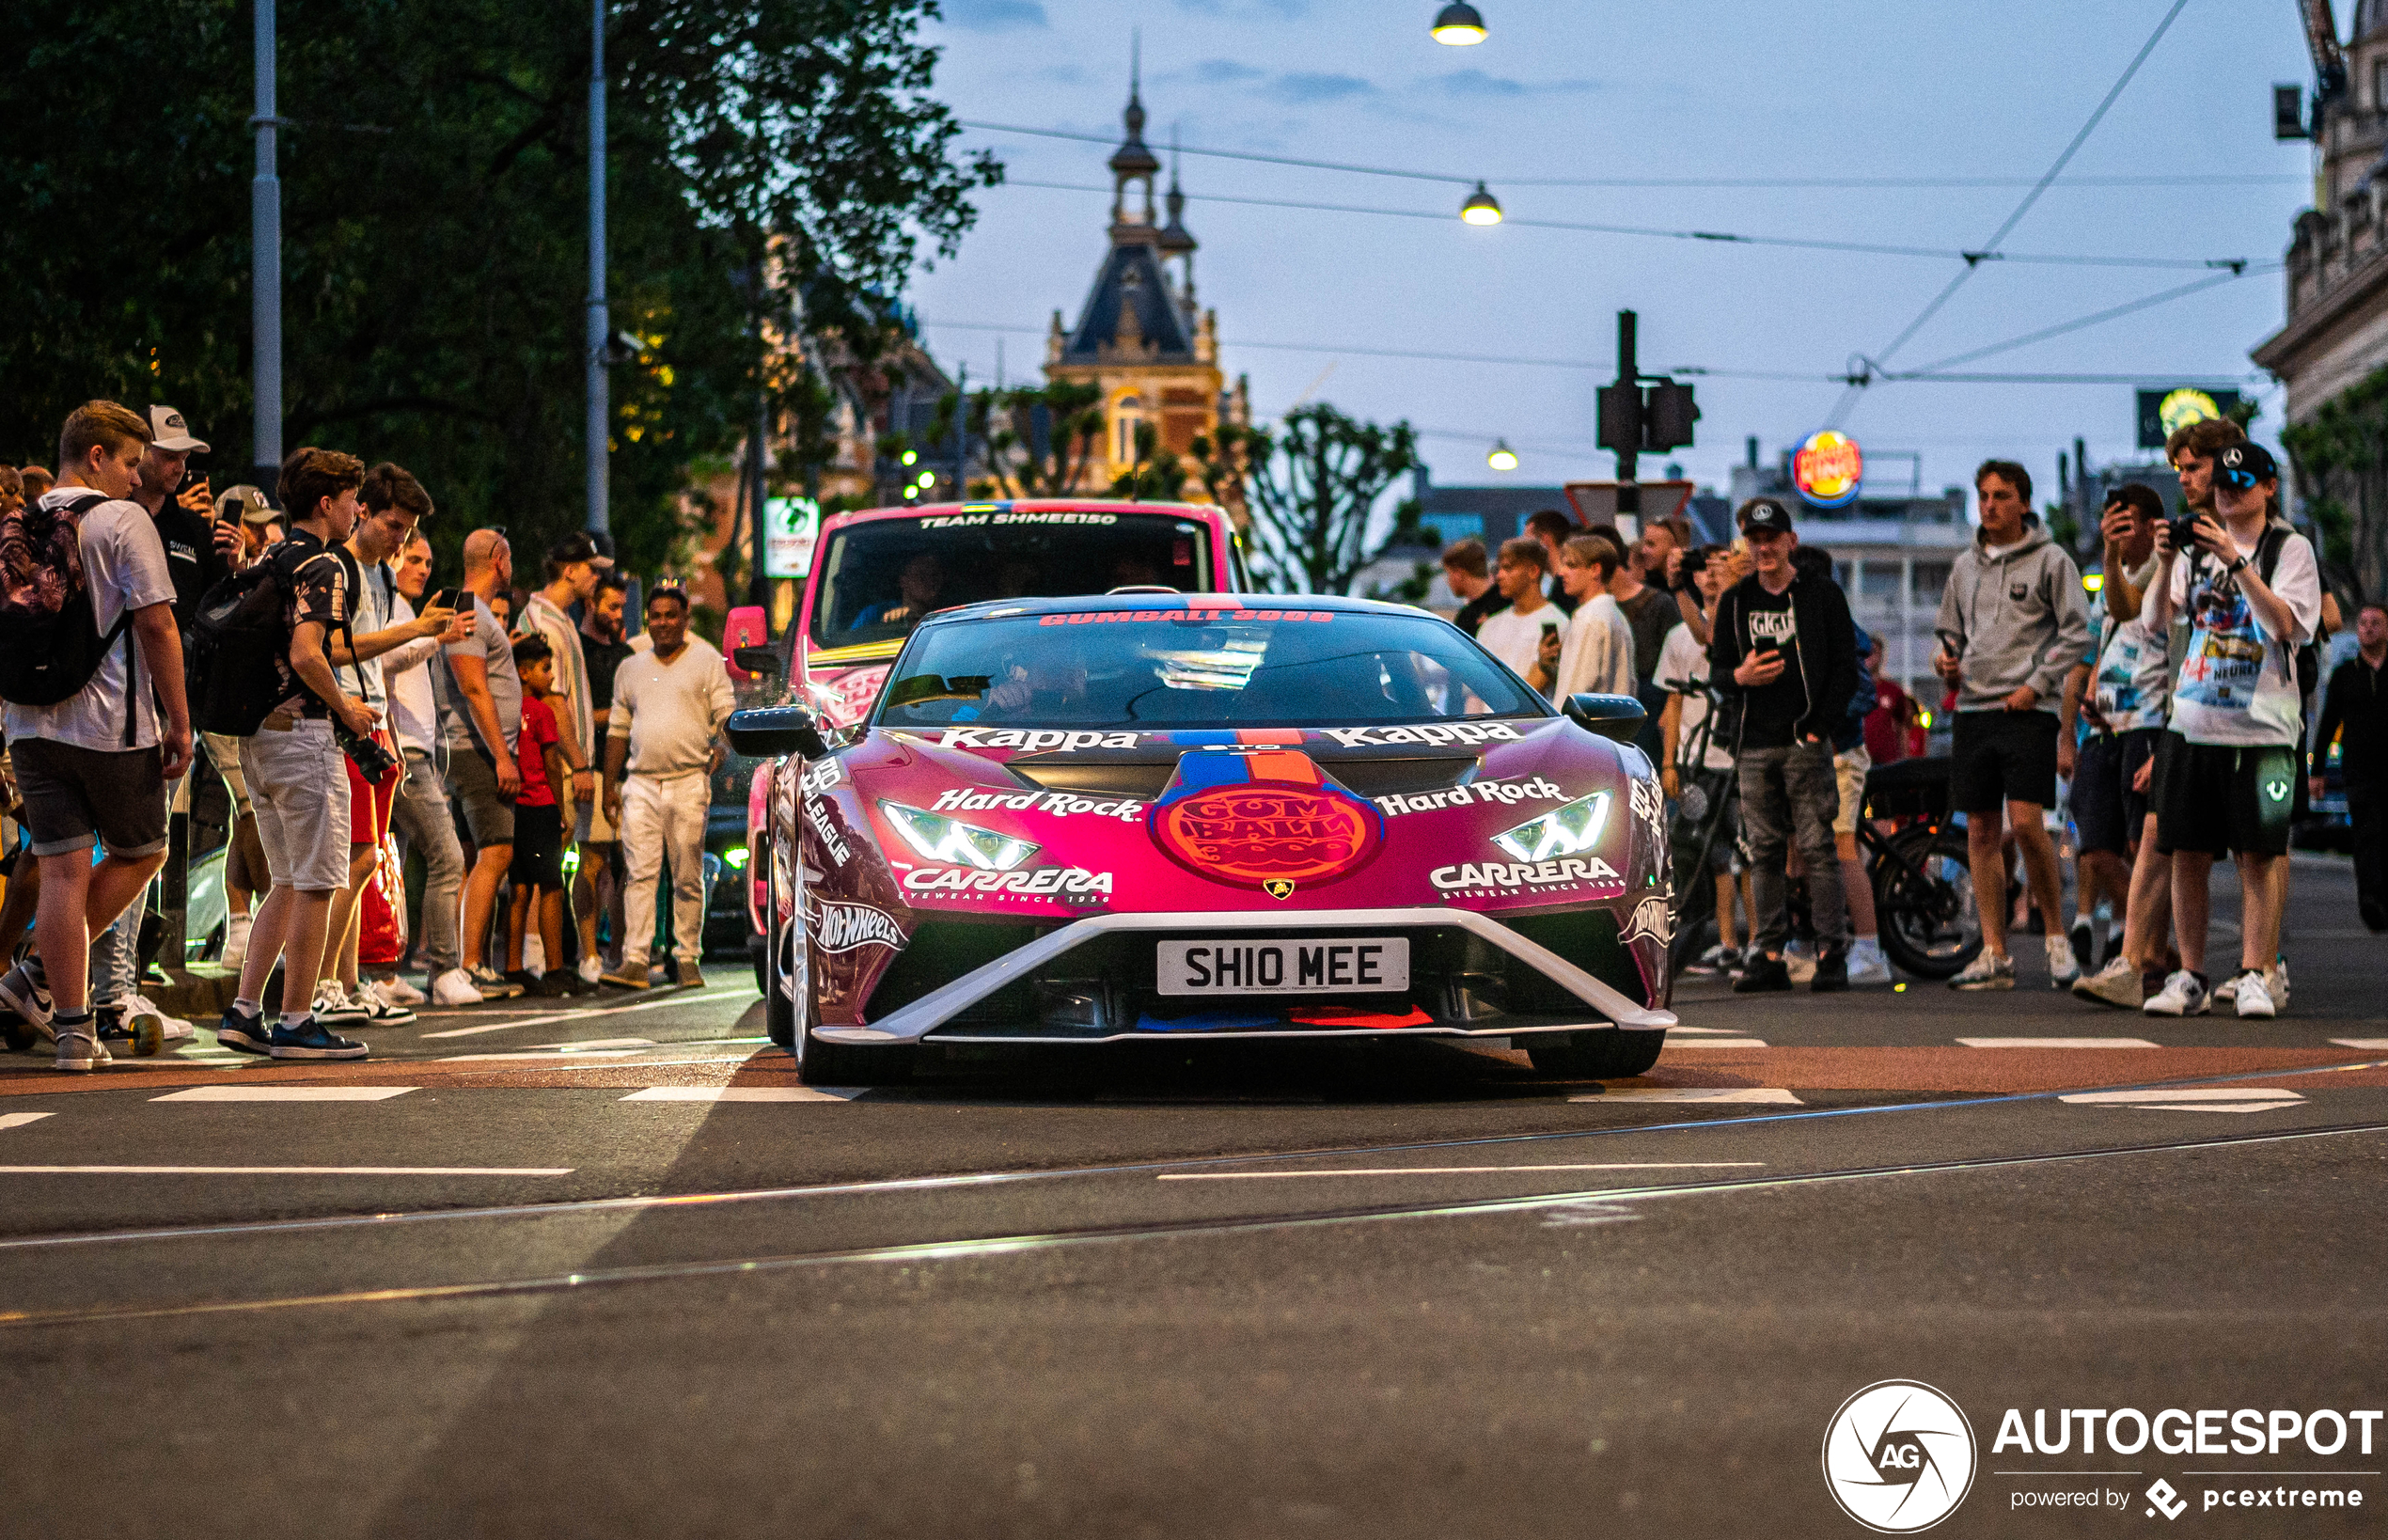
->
[608,637,735,777]
[2165,525,2322,747]
[3,491,177,753]
[380,589,445,756]
[1656,623,1733,771]
[1474,602,1561,684]
[1552,592,1635,699]
[2087,555,2169,734]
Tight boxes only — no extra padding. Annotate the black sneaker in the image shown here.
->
[1733,954,1793,993]
[1809,945,1849,993]
[216,1006,274,1056]
[2070,920,2096,973]
[267,1015,369,1061]
[2363,898,2388,934]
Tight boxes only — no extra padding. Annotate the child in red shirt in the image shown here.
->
[505,635,582,995]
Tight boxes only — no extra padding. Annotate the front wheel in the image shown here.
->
[1872,824,1983,981]
[1525,1028,1665,1079]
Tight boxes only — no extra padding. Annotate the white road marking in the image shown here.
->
[526,1038,656,1052]
[0,1164,571,1175]
[437,1050,642,1062]
[1574,1087,1803,1105]
[1959,1037,2161,1048]
[2060,1088,2306,1114]
[0,1112,55,1130]
[1664,1038,1767,1049]
[620,1087,868,1103]
[150,1086,419,1103]
[1159,1162,1764,1181]
[2331,1038,2388,1050]
[1663,1026,1753,1035]
[417,988,748,1039]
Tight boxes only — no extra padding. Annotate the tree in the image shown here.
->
[1193,403,1419,593]
[0,0,998,584]
[963,382,1103,498]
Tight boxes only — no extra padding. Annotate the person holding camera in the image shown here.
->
[1706,498,1861,993]
[1932,460,2092,991]
[2141,442,2320,1018]
[214,448,420,1061]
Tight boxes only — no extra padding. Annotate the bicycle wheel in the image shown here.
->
[1872,824,1982,981]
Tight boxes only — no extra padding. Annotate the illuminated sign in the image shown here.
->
[2135,386,2241,450]
[1792,430,1863,509]
[763,496,819,578]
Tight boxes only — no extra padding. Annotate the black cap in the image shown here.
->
[547,529,615,570]
[2215,441,2278,488]
[1737,497,1795,536]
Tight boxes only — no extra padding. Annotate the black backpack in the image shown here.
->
[0,491,144,737]
[185,541,345,736]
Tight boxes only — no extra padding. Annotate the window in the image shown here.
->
[1113,394,1144,463]
[1910,562,1952,604]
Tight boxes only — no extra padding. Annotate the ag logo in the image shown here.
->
[1821,1380,1975,1532]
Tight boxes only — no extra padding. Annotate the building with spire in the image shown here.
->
[1044,66,1248,496]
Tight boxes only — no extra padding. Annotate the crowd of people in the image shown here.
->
[1439,415,2365,1018]
[0,401,735,1071]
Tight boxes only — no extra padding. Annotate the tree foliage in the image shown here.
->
[2278,369,2388,603]
[1192,404,1419,594]
[960,381,1103,498]
[1,0,997,580]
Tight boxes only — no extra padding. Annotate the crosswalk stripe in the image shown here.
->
[1576,1088,1802,1105]
[1666,1039,1767,1049]
[0,1112,55,1130]
[1959,1037,2160,1048]
[150,1087,418,1103]
[620,1087,868,1103]
[2331,1038,2388,1050]
[0,1164,570,1175]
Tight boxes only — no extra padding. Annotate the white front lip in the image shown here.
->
[819,905,1676,1044]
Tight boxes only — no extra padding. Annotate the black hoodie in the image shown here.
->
[1706,568,1862,749]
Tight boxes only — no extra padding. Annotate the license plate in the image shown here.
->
[1155,938,1410,996]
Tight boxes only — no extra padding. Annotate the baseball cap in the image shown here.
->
[548,530,615,570]
[215,484,277,525]
[2216,441,2278,489]
[1737,497,1795,536]
[148,406,209,454]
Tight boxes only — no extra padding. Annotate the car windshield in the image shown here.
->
[875,606,1547,730]
[809,510,1216,652]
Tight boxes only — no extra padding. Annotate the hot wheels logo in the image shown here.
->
[1151,750,1382,890]
[813,899,906,953]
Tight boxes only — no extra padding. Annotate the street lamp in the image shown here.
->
[1432,2,1486,44]
[1486,439,1518,471]
[1460,181,1502,226]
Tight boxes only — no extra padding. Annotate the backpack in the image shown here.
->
[0,491,143,736]
[185,540,348,736]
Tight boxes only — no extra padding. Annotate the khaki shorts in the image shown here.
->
[1833,744,1871,838]
[242,718,354,892]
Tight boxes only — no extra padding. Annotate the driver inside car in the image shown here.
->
[851,549,946,632]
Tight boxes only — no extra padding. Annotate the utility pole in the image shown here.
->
[1596,309,1698,525]
[251,0,281,480]
[1613,310,1640,523]
[748,383,769,611]
[585,0,610,535]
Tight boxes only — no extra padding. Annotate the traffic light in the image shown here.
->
[1596,379,1700,454]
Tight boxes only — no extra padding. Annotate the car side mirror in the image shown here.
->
[1563,692,1645,744]
[732,645,783,677]
[727,705,827,761]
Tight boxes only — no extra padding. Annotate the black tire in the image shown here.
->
[762,837,794,1049]
[1,1016,35,1053]
[1872,824,1983,981]
[750,838,773,998]
[1525,1028,1666,1079]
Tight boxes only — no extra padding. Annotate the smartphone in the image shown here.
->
[428,587,462,613]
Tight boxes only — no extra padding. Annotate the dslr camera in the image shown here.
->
[334,715,401,786]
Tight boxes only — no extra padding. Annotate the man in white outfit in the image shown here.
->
[1540,533,1636,700]
[599,586,733,990]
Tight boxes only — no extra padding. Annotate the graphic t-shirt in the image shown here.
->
[2086,556,2170,735]
[1736,583,1808,749]
[1657,623,1734,771]
[2165,526,2322,748]
[1474,602,1563,685]
[1,492,178,753]
[266,528,352,721]
[516,694,560,807]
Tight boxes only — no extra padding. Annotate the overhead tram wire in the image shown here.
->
[989,177,2259,273]
[1827,0,2195,427]
[961,120,2298,191]
[1894,268,2265,378]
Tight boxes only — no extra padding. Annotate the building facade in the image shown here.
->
[1044,78,1247,495]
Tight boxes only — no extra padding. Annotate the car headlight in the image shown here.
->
[1491,791,1610,862]
[878,801,1041,872]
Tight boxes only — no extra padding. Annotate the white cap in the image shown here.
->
[147,405,209,454]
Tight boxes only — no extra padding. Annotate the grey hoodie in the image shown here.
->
[1934,521,2091,713]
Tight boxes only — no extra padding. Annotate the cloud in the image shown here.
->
[1171,0,1308,17]
[1263,71,1377,104]
[1189,58,1267,85]
[1423,69,1600,97]
[942,0,1048,31]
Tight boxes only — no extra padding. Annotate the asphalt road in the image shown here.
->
[2,855,2382,1538]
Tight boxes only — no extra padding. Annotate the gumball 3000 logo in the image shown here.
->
[1822,1380,1976,1532]
[1152,751,1382,890]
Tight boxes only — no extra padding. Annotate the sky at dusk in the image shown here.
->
[904,0,2314,504]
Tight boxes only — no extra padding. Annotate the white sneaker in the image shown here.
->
[2044,933,2081,988]
[312,980,369,1025]
[2071,954,2144,1010]
[2143,970,2210,1017]
[375,975,427,1007]
[2235,969,2277,1019]
[2213,970,2240,1002]
[358,993,416,1027]
[1949,950,2016,990]
[1846,937,1893,986]
[124,992,196,1042]
[430,967,485,1007]
[1783,939,1817,984]
[2270,956,2291,1010]
[220,912,253,970]
[577,954,604,985]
